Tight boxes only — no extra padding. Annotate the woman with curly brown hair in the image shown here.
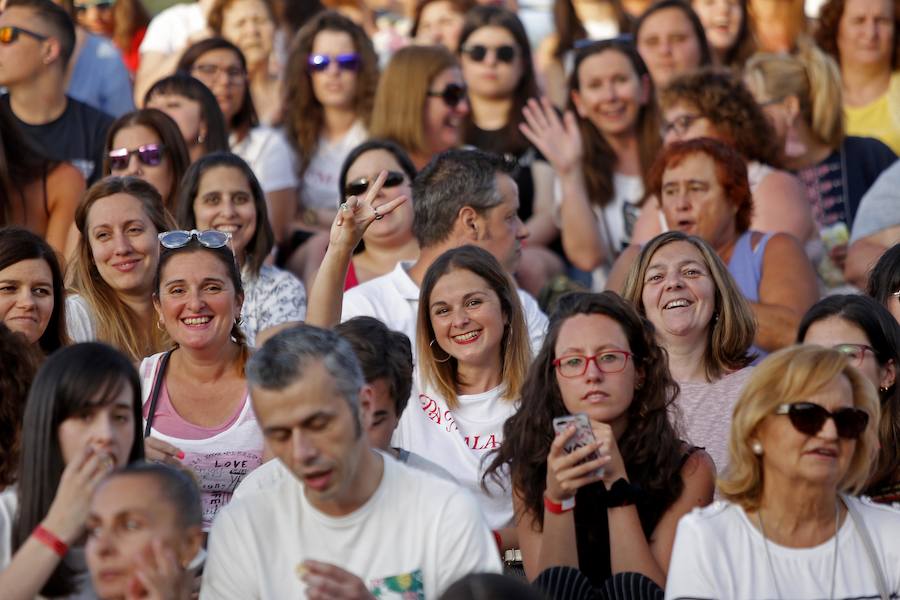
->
[484,291,715,592]
[630,68,817,252]
[814,0,900,155]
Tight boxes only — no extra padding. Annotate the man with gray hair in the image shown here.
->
[201,325,501,600]
[341,148,548,353]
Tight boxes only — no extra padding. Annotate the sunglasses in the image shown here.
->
[344,170,405,198]
[74,0,114,11]
[0,25,48,44]
[158,230,232,250]
[427,83,467,108]
[307,53,360,73]
[461,44,517,64]
[107,144,165,171]
[774,402,869,440]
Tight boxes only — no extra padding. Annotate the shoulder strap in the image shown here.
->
[143,351,172,439]
[842,494,889,600]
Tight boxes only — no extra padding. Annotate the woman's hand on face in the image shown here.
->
[520,97,583,177]
[126,540,190,600]
[330,170,409,251]
[591,421,627,487]
[43,446,115,544]
[546,425,610,502]
[144,437,184,466]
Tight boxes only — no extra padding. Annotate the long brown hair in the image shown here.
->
[68,177,175,362]
[568,39,661,208]
[485,291,685,528]
[111,0,149,55]
[284,11,378,182]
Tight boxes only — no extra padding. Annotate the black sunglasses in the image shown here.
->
[307,53,360,73]
[344,171,405,198]
[107,144,165,171]
[774,402,869,440]
[461,44,516,64]
[427,83,467,108]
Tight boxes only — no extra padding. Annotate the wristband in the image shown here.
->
[605,478,641,507]
[33,525,68,557]
[492,530,502,552]
[543,494,575,514]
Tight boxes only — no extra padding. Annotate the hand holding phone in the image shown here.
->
[552,413,605,479]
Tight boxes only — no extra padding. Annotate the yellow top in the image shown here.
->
[845,71,900,155]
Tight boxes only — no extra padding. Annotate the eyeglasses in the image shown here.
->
[344,170,405,198]
[756,96,785,108]
[74,0,114,11]
[461,44,517,64]
[660,114,704,138]
[307,53,360,73]
[191,63,246,83]
[427,83,467,108]
[774,402,869,440]
[0,25,48,44]
[158,230,232,249]
[553,351,632,378]
[832,343,875,367]
[573,34,634,50]
[107,144,165,171]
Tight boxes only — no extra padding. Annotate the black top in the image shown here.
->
[2,94,114,184]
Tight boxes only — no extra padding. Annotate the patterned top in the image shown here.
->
[240,264,307,348]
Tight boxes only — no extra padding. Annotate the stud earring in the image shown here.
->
[751,440,763,456]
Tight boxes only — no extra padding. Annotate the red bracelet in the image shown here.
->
[492,530,502,552]
[33,525,68,557]
[543,494,576,514]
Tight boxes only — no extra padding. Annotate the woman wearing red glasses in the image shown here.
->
[485,291,714,592]
[667,345,898,599]
[103,109,190,214]
[798,294,900,504]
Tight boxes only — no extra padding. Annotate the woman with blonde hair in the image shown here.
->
[666,345,899,598]
[744,46,896,289]
[66,177,176,362]
[622,231,755,472]
[369,45,468,170]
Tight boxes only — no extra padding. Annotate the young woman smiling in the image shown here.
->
[66,177,176,362]
[690,0,754,69]
[175,152,307,347]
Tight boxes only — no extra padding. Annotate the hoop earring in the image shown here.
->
[156,320,165,332]
[429,339,451,363]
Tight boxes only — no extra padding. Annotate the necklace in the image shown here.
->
[757,498,840,600]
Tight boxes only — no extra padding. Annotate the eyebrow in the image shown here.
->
[431,290,489,308]
[647,259,706,271]
[91,219,145,233]
[557,344,624,355]
[163,276,228,287]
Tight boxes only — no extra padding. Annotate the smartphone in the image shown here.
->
[552,413,604,478]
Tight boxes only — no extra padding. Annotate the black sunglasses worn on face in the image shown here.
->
[108,144,165,171]
[344,171,405,198]
[774,402,869,440]
[0,25,48,44]
[427,83,467,108]
[462,44,517,64]
[307,53,361,72]
[158,229,232,250]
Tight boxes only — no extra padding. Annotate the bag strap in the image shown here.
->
[143,350,172,439]
[842,493,890,600]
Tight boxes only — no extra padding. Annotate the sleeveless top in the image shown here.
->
[574,447,700,587]
[727,231,772,360]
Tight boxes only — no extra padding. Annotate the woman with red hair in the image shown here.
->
[609,138,818,355]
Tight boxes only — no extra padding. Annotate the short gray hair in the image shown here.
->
[247,325,365,412]
[411,148,511,248]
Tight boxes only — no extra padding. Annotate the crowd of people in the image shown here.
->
[0,0,899,597]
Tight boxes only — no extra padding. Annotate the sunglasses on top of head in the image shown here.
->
[107,144,165,171]
[307,53,361,73]
[774,402,869,440]
[461,44,517,64]
[344,170,405,198]
[0,25,48,44]
[158,229,232,250]
[427,83,467,108]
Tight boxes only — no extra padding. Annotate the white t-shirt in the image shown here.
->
[590,173,644,291]
[300,120,367,212]
[231,127,299,194]
[138,2,206,56]
[233,449,456,499]
[342,261,549,356]
[200,452,502,600]
[64,294,97,343]
[394,382,515,529]
[666,497,900,599]
[240,264,307,348]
